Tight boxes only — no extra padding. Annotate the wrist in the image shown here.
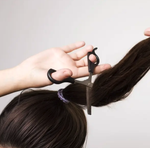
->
[14,64,31,90]
[0,67,19,96]
[0,66,30,96]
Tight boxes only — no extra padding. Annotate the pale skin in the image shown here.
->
[0,29,150,147]
[0,41,111,97]
[1,27,150,98]
[144,28,150,36]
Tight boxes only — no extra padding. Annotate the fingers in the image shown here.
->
[75,64,111,78]
[144,28,150,36]
[46,64,111,85]
[75,54,97,67]
[70,45,94,61]
[61,41,85,53]
[51,68,73,82]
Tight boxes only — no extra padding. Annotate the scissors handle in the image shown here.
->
[47,48,100,85]
[88,47,100,73]
[47,69,75,84]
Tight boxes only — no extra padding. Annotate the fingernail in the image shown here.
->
[63,70,72,77]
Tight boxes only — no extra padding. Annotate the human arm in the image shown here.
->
[0,41,111,97]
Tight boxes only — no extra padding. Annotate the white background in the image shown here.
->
[0,0,150,148]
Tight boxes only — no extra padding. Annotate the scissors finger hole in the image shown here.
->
[89,54,97,64]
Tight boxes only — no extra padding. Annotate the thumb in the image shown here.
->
[51,68,73,82]
[144,28,150,36]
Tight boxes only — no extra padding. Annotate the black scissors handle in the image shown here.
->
[47,47,100,84]
[47,69,75,84]
[47,48,99,115]
[88,47,100,73]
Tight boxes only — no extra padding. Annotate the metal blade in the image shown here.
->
[86,86,91,115]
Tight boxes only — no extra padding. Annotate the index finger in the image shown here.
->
[61,41,85,53]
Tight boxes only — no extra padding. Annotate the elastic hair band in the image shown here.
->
[57,89,70,104]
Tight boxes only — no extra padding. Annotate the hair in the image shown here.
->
[0,37,150,148]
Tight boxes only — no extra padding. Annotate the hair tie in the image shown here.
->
[57,89,70,104]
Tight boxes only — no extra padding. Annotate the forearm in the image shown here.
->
[0,66,28,96]
[0,41,112,97]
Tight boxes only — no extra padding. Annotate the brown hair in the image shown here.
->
[64,37,150,106]
[0,90,87,148]
[0,37,150,148]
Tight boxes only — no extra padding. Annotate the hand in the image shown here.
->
[18,41,111,88]
[144,28,150,36]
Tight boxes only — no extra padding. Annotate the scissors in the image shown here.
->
[47,48,100,115]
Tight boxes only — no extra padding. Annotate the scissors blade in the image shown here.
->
[86,72,93,115]
[86,86,91,115]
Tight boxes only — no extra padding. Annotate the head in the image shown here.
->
[1,37,150,148]
[0,90,87,148]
